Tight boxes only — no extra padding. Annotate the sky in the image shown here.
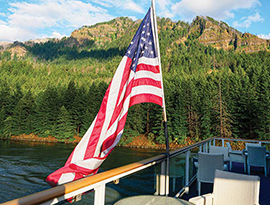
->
[0,0,270,42]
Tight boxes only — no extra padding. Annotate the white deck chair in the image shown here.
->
[244,143,262,172]
[196,152,224,196]
[209,146,230,162]
[189,169,260,205]
[226,142,245,171]
[247,146,269,177]
[245,142,261,150]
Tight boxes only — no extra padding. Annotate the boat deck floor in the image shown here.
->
[180,163,270,205]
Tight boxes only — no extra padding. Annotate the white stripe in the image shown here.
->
[105,91,132,140]
[131,85,162,98]
[71,56,128,163]
[135,70,161,81]
[101,89,132,156]
[58,173,75,185]
[71,116,97,163]
[137,56,158,66]
[94,56,128,157]
[73,158,105,170]
[117,70,135,107]
[100,132,123,158]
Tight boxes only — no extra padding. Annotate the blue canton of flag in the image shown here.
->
[125,8,157,72]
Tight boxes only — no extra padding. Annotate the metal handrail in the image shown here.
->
[1,154,166,205]
[2,137,269,205]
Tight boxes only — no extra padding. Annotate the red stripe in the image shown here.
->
[84,57,132,159]
[136,64,160,73]
[130,94,163,107]
[83,85,111,159]
[108,58,132,129]
[101,112,128,154]
[133,78,162,88]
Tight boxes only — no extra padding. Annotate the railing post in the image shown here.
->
[166,158,170,196]
[159,160,166,195]
[94,184,106,205]
[213,139,215,146]
[185,150,190,194]
[155,170,160,195]
[199,145,202,152]
[222,139,224,147]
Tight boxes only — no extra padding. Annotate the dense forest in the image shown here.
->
[0,16,269,145]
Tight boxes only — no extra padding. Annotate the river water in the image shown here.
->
[0,140,164,204]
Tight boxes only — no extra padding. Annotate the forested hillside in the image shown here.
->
[0,16,269,145]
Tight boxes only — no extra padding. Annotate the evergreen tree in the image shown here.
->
[55,106,74,140]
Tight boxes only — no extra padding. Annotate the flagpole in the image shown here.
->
[151,0,170,196]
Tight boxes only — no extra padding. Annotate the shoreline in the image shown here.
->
[0,134,191,150]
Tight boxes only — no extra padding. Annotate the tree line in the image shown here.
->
[0,17,269,144]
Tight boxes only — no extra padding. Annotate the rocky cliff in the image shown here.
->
[1,15,269,58]
[193,16,270,53]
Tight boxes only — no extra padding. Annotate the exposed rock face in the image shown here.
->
[194,16,270,53]
[8,45,27,58]
[71,17,134,47]
[0,41,12,50]
[1,15,269,56]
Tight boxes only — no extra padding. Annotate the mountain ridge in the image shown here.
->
[0,15,269,58]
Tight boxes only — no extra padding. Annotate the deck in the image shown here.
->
[180,162,270,205]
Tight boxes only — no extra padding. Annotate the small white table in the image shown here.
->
[114,195,194,205]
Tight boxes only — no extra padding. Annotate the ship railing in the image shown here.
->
[2,137,270,205]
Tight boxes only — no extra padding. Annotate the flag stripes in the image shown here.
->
[45,7,164,187]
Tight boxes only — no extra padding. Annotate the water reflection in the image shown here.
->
[0,140,163,204]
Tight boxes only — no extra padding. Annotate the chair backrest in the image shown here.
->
[197,152,224,183]
[245,142,261,150]
[247,146,267,167]
[209,146,230,161]
[226,142,232,151]
[213,170,260,205]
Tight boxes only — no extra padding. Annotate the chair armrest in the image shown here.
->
[242,149,247,156]
[266,151,270,159]
[223,164,228,170]
[189,193,213,205]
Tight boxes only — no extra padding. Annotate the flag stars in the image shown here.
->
[147,32,150,36]
[131,41,134,44]
[142,31,145,34]
[127,50,131,54]
[149,42,152,45]
[150,51,154,54]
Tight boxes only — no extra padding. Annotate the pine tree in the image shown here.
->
[55,106,74,140]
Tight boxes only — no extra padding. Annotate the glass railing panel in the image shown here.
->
[189,147,199,182]
[104,164,159,203]
[168,154,186,196]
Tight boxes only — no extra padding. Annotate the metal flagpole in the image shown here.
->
[151,0,170,196]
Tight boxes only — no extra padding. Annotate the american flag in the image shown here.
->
[45,7,164,186]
